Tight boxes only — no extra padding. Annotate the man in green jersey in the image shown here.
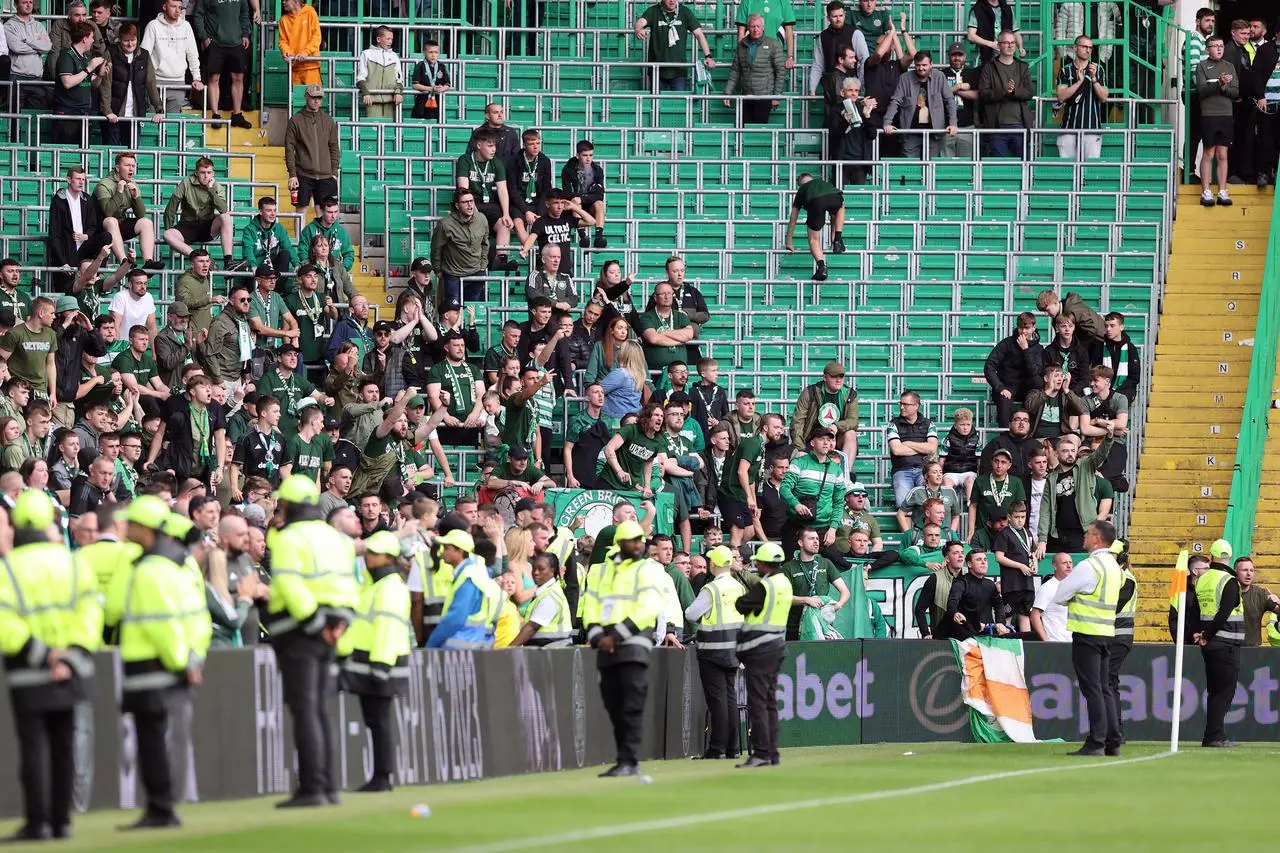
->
[719,412,785,546]
[784,173,846,281]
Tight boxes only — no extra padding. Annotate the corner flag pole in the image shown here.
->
[1169,549,1190,754]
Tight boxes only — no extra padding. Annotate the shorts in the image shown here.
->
[578,191,604,209]
[717,493,753,531]
[174,220,215,245]
[476,201,501,227]
[1201,114,1233,148]
[1004,590,1035,618]
[296,174,338,208]
[803,193,844,232]
[205,43,247,76]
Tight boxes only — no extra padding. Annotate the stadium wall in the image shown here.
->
[3,641,1277,817]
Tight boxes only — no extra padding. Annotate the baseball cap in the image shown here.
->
[508,444,530,460]
[949,41,967,55]
[276,342,299,355]
[372,320,396,334]
[410,257,432,273]
[304,83,324,98]
[323,415,341,431]
[439,300,463,315]
[168,300,191,318]
[407,395,426,409]
[823,361,846,378]
[706,545,734,568]
[254,263,277,279]
[295,263,319,278]
[987,506,1009,522]
[807,425,837,442]
[847,482,868,497]
[992,448,1014,462]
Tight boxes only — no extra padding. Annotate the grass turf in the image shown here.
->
[9,742,1273,851]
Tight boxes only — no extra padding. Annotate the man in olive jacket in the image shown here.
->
[198,281,253,390]
[725,15,787,125]
[790,361,859,474]
[430,188,489,304]
[92,151,162,269]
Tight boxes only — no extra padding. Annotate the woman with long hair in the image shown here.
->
[600,339,650,422]
[0,416,21,472]
[503,526,536,606]
[308,233,357,305]
[584,314,633,384]
[19,458,69,541]
[592,260,637,331]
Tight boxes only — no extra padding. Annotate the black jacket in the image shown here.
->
[1091,332,1141,401]
[1033,337,1093,396]
[560,159,605,199]
[466,122,521,163]
[505,151,553,217]
[984,334,1037,398]
[941,426,980,475]
[47,189,100,272]
[1250,41,1278,101]
[1223,41,1253,86]
[946,574,1004,638]
[978,432,1042,477]
[102,43,161,116]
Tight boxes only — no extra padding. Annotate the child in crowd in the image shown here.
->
[481,390,502,448]
[993,500,1036,633]
[411,39,451,120]
[693,357,728,429]
[941,407,980,500]
[356,25,404,118]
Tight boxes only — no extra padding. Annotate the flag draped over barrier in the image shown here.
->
[950,636,1039,743]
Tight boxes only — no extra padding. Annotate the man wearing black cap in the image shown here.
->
[403,258,435,312]
[362,320,408,398]
[248,265,300,348]
[284,264,338,381]
[486,445,554,493]
[257,343,331,437]
[941,42,979,158]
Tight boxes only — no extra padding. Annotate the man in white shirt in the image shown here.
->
[108,267,158,341]
[1030,552,1072,641]
[1025,447,1048,548]
[141,0,204,113]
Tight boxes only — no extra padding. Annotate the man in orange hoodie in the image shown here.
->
[278,0,321,85]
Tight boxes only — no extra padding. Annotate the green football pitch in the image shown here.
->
[12,742,1273,851]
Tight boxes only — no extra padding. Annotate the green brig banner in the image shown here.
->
[777,640,1280,746]
[544,488,676,537]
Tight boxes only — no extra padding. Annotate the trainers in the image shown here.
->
[224,259,250,273]
[578,229,590,249]
[142,259,165,271]
[593,231,607,249]
[831,237,846,254]
[230,112,252,129]
[1217,189,1233,206]
[1200,190,1215,207]
[1261,173,1272,189]
[813,260,829,282]
[209,113,224,128]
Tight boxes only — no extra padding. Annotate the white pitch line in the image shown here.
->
[449,750,1175,853]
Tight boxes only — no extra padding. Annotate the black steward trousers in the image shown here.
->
[741,645,784,761]
[1201,639,1241,745]
[276,636,337,796]
[697,657,739,757]
[13,704,75,831]
[358,693,395,783]
[1107,639,1132,742]
[132,696,177,817]
[1071,634,1120,751]
[598,661,648,766]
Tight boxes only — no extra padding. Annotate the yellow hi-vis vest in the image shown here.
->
[338,571,412,694]
[548,526,576,570]
[105,553,195,692]
[412,542,448,638]
[582,547,662,652]
[440,557,503,648]
[77,538,142,595]
[263,519,359,638]
[737,572,792,655]
[1196,568,1245,645]
[697,572,746,656]
[525,580,573,647]
[0,541,103,689]
[1266,613,1280,646]
[1114,568,1138,640]
[1066,551,1122,637]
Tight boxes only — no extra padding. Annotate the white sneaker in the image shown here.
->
[1200,189,1215,206]
[1217,189,1233,206]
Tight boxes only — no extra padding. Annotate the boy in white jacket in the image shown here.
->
[355,26,403,119]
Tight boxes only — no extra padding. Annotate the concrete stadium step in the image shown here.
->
[1130,186,1270,639]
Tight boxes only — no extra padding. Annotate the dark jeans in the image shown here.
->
[1071,634,1120,751]
[698,657,739,757]
[1200,639,1241,745]
[100,117,139,148]
[988,127,1025,159]
[741,646,784,761]
[1231,101,1254,180]
[51,107,91,146]
[359,693,395,783]
[598,661,648,766]
[1048,529,1084,553]
[1107,639,1131,742]
[441,271,486,304]
[276,636,337,796]
[14,706,75,831]
[741,99,774,125]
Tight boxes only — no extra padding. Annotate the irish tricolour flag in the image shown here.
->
[949,636,1039,743]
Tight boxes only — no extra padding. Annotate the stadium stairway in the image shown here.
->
[1131,184,1270,641]
[202,111,384,307]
